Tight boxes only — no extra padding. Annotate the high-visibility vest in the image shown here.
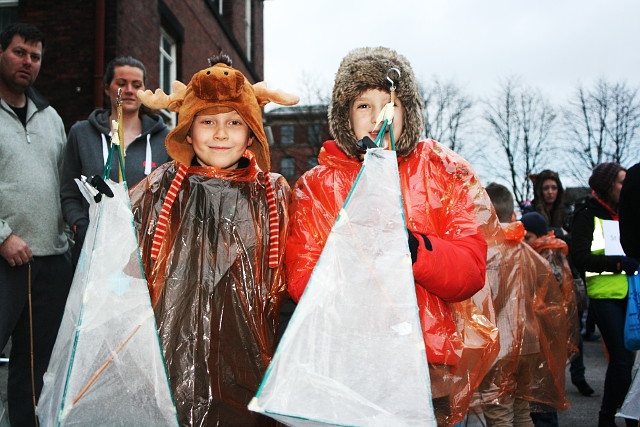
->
[585,217,628,299]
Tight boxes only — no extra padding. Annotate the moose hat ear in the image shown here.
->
[139,61,299,169]
[137,80,187,112]
[253,81,299,108]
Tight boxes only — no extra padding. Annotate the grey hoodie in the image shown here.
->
[60,108,170,230]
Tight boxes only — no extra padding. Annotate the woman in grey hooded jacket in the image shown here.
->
[61,56,169,265]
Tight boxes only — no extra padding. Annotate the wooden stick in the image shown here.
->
[71,323,142,405]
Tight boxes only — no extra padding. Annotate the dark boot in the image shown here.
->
[573,379,595,396]
[598,410,617,427]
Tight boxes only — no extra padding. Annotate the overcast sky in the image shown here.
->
[264,0,640,107]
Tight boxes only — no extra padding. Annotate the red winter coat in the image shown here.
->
[285,139,487,365]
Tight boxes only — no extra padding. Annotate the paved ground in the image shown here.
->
[0,334,635,426]
[464,336,627,427]
[1,341,8,427]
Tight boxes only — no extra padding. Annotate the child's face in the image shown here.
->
[186,110,253,169]
[349,88,404,150]
[524,231,538,246]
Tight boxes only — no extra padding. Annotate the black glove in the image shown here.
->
[408,231,432,264]
[622,256,640,276]
[355,136,377,152]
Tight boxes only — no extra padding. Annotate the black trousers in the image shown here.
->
[0,253,72,427]
[589,297,635,415]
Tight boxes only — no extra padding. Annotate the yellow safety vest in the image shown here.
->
[585,217,628,299]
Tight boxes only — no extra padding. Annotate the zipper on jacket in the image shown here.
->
[25,129,31,143]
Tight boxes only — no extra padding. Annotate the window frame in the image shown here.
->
[159,27,177,127]
[280,125,294,145]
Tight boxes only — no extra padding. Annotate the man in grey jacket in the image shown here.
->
[0,22,72,426]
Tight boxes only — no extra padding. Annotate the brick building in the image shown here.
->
[1,0,264,131]
[265,104,330,185]
[2,0,329,180]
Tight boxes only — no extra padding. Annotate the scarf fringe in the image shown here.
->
[150,163,189,260]
[149,164,280,269]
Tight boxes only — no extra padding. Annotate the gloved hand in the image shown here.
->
[408,231,432,264]
[621,256,640,276]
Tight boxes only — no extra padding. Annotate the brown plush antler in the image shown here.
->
[253,81,299,107]
[137,80,187,112]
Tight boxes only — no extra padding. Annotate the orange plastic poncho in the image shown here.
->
[130,153,291,427]
[477,221,570,411]
[285,139,500,426]
[529,231,580,360]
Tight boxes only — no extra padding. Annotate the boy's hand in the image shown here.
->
[408,231,432,264]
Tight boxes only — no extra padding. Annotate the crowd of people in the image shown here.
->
[1,22,639,427]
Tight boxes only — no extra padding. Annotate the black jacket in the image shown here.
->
[570,196,624,279]
[619,162,640,258]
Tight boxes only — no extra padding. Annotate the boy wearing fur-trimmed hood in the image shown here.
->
[285,47,499,426]
[130,55,298,426]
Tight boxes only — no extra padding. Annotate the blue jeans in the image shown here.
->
[589,298,635,414]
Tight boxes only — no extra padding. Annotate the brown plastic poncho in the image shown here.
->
[130,153,290,426]
[478,221,570,411]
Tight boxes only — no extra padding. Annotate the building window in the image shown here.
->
[159,28,177,127]
[280,158,295,178]
[0,0,18,30]
[280,125,294,145]
[212,0,223,15]
[244,0,252,61]
[308,124,322,145]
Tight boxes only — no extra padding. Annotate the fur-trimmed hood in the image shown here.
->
[328,47,424,158]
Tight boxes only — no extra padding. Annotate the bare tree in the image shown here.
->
[422,78,474,153]
[562,78,640,182]
[606,82,640,164]
[482,77,556,207]
[297,70,332,107]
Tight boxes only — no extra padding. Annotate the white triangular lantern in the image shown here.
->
[249,148,435,426]
[37,180,177,426]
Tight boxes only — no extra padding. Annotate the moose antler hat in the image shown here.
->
[138,58,299,171]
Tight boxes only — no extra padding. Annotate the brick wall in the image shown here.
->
[17,0,264,132]
[20,0,117,129]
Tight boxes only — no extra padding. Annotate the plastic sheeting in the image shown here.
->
[130,158,290,426]
[249,148,436,426]
[618,351,640,421]
[37,179,177,426]
[283,139,500,426]
[476,221,570,411]
[528,232,580,360]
